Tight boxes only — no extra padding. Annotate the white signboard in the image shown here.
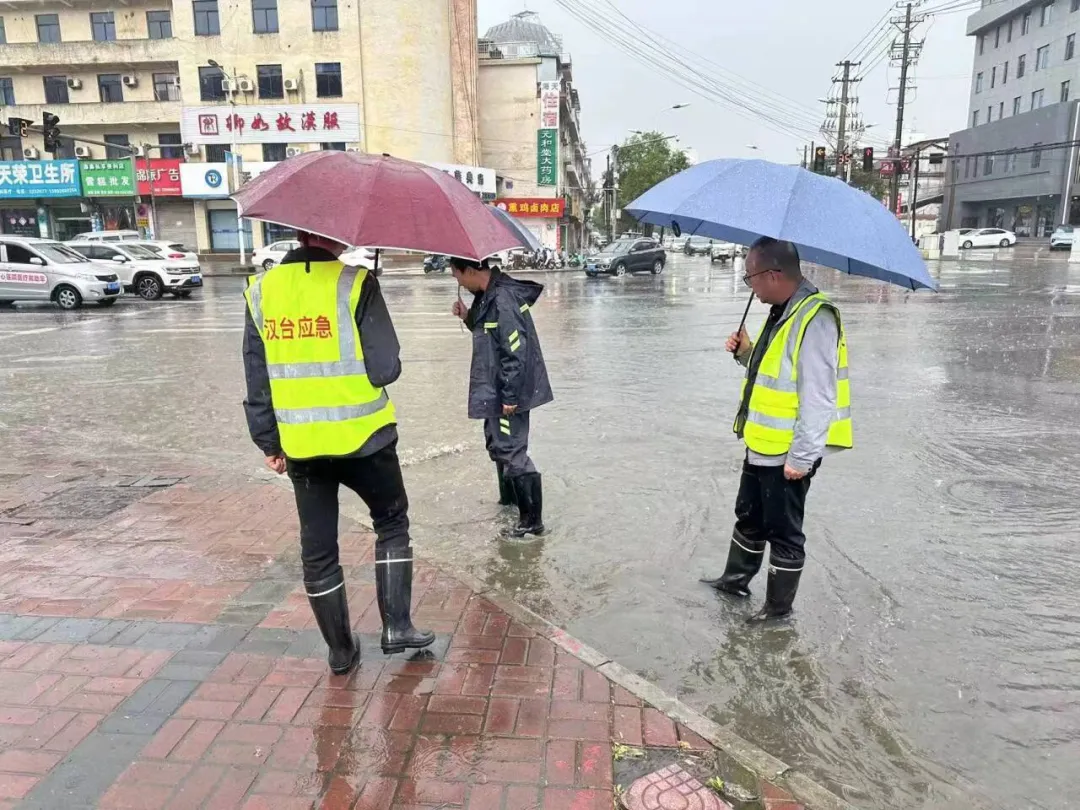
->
[181,104,361,145]
[180,163,230,198]
[423,161,496,199]
[539,81,560,130]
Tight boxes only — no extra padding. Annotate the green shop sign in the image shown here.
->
[537,128,558,186]
[80,159,136,197]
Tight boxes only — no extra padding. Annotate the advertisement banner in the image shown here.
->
[80,159,136,197]
[494,198,564,218]
[181,104,361,145]
[0,160,81,199]
[423,161,496,199]
[136,158,183,196]
[539,80,560,129]
[537,129,558,187]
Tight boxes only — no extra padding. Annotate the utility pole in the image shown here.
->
[802,144,808,169]
[889,2,925,215]
[834,60,859,177]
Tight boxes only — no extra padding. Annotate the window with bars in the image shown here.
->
[153,73,180,101]
[159,133,183,159]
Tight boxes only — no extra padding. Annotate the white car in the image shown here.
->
[959,228,1017,249]
[251,240,377,272]
[66,241,202,300]
[69,229,142,243]
[131,240,199,264]
[1049,225,1074,250]
[0,237,122,310]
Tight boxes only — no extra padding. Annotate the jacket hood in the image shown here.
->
[495,270,544,305]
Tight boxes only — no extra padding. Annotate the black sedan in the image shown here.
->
[585,238,666,277]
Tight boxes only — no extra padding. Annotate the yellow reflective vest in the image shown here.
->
[734,291,852,456]
[244,259,396,460]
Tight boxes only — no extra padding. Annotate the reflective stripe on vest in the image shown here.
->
[733,292,853,456]
[244,260,396,460]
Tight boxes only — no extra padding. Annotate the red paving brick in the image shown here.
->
[0,468,817,810]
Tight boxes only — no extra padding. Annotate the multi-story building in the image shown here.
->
[944,0,1080,235]
[478,12,591,251]
[0,0,483,252]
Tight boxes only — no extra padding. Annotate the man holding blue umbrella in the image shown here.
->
[700,237,852,622]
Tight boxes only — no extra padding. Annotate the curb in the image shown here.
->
[255,468,857,810]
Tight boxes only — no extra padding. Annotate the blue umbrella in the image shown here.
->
[625,158,935,291]
[489,204,543,252]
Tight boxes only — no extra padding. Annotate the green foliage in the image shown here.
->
[617,131,689,229]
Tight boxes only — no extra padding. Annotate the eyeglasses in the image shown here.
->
[742,268,774,287]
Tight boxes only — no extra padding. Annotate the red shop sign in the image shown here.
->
[136,158,184,197]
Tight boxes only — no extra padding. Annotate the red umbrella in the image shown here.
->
[232,151,521,261]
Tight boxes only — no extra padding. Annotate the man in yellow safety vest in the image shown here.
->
[701,237,852,622]
[243,231,434,675]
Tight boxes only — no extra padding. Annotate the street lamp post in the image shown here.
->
[207,59,246,267]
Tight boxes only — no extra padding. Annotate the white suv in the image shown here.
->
[66,241,202,300]
[0,237,122,310]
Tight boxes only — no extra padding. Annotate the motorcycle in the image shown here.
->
[423,254,448,273]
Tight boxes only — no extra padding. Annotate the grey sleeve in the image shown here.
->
[356,272,402,388]
[242,306,283,457]
[788,309,840,471]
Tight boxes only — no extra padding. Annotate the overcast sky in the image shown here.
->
[478,0,973,165]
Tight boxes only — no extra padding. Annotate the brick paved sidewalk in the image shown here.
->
[0,463,830,810]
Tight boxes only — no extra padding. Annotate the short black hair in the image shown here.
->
[749,237,801,279]
[449,257,482,272]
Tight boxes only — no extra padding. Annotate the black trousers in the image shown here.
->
[286,441,410,584]
[483,411,537,478]
[734,457,820,563]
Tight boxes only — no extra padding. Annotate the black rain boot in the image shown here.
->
[699,530,766,598]
[747,556,804,623]
[306,571,361,675]
[496,462,516,506]
[509,472,544,538]
[375,548,436,655]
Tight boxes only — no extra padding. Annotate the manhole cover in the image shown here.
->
[622,764,731,810]
[9,485,155,520]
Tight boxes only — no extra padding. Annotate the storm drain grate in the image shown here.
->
[8,478,182,520]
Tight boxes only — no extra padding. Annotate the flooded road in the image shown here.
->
[2,253,1079,809]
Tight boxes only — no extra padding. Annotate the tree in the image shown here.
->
[845,164,888,202]
[616,131,689,233]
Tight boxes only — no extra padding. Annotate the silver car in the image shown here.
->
[0,236,122,310]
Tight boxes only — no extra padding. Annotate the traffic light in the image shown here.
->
[7,117,30,139]
[813,146,826,173]
[42,112,61,154]
[862,146,874,173]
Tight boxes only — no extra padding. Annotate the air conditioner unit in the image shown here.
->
[66,77,83,90]
[283,78,300,92]
[132,145,147,157]
[172,76,181,87]
[74,145,92,158]
[122,75,138,88]
[237,78,255,93]
[222,78,238,94]
[22,147,39,160]
[285,147,303,158]
[184,142,200,156]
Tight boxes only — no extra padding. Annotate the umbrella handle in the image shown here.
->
[733,291,754,363]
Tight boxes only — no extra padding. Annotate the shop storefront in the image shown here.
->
[0,158,82,239]
[493,197,564,250]
[137,158,197,246]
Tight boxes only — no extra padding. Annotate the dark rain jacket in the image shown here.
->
[242,245,401,459]
[463,268,554,419]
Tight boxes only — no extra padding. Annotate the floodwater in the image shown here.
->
[2,253,1080,809]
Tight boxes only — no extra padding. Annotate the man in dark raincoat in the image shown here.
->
[450,258,553,536]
